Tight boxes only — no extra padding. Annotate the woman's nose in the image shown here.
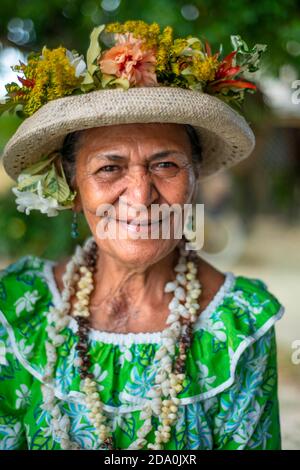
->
[124,164,159,207]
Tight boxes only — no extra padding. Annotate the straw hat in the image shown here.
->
[2,86,255,182]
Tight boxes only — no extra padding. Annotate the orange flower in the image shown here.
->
[98,32,157,87]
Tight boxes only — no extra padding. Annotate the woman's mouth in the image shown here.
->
[107,216,170,234]
[118,218,163,233]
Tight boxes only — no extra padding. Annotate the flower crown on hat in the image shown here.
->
[1,20,267,217]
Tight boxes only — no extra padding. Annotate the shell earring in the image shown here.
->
[71,211,79,239]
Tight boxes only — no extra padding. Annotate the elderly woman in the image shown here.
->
[0,21,284,450]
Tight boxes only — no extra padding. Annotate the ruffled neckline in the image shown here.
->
[43,259,237,346]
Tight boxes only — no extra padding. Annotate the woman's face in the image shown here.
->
[73,122,198,267]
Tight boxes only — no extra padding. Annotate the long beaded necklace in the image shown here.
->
[42,236,202,450]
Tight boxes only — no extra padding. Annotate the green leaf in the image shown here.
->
[43,163,76,204]
[55,177,71,203]
[189,82,204,92]
[17,156,77,207]
[186,37,203,53]
[15,108,27,119]
[111,77,130,90]
[80,71,96,92]
[43,166,60,199]
[17,174,45,191]
[231,35,249,53]
[101,73,129,89]
[101,73,115,88]
[0,99,19,116]
[230,35,267,73]
[181,66,194,76]
[21,153,58,176]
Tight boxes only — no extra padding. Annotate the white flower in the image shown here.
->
[66,49,87,77]
[12,181,66,217]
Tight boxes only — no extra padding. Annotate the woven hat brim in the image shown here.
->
[1,87,255,181]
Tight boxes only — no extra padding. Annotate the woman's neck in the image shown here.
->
[87,245,181,333]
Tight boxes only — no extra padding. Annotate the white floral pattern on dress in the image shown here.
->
[15,290,40,316]
[15,384,31,409]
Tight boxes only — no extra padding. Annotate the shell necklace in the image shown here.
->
[42,236,202,450]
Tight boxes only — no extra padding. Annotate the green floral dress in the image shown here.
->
[0,255,285,450]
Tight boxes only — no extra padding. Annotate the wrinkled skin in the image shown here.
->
[55,123,225,333]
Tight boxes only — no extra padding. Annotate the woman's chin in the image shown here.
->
[93,216,182,264]
[94,234,178,266]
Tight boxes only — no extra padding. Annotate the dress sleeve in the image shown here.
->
[0,257,43,450]
[0,323,30,450]
[212,325,281,450]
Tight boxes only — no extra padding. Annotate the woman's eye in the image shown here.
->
[97,165,120,173]
[157,162,176,168]
[151,161,179,177]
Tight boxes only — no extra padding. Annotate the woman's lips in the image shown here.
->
[116,218,163,225]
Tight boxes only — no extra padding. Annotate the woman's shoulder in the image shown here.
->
[194,261,285,347]
[197,256,284,327]
[224,270,285,329]
[0,253,48,279]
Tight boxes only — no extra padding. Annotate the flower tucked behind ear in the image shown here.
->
[12,181,66,217]
[11,152,77,217]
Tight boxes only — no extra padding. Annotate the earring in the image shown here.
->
[183,210,194,241]
[71,211,79,239]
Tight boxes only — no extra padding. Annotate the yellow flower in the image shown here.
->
[12,47,83,116]
[191,56,219,82]
[30,47,82,114]
[170,38,189,56]
[156,26,173,72]
[105,21,161,49]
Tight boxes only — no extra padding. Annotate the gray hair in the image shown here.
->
[60,124,202,189]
